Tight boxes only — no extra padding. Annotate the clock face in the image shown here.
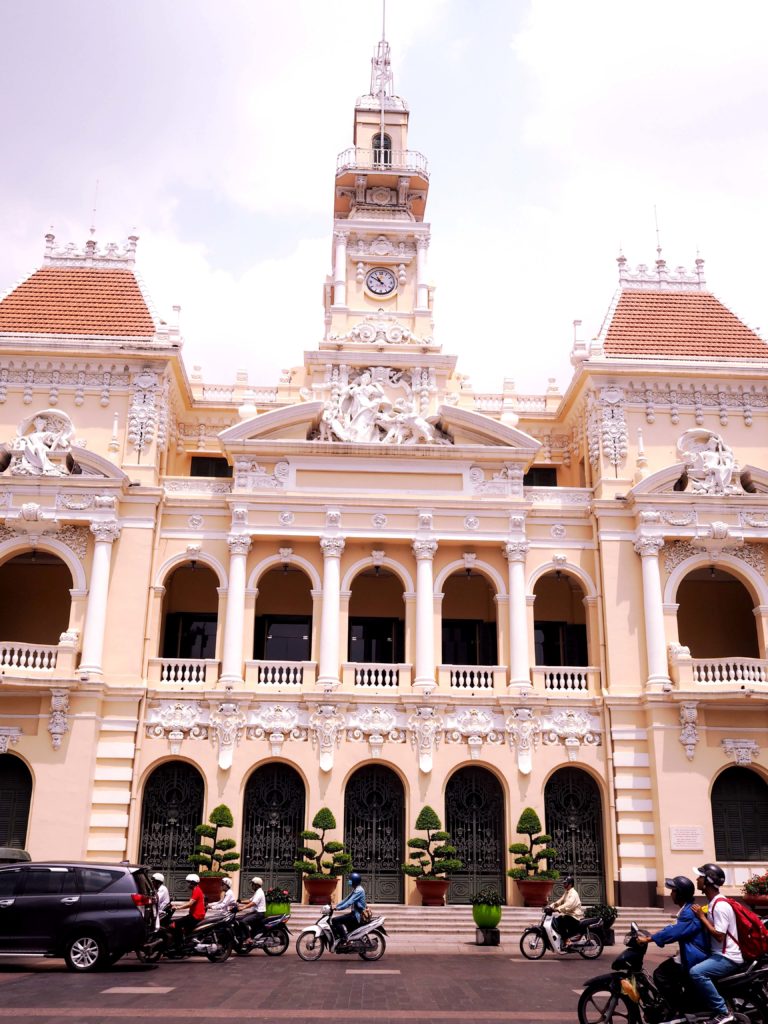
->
[365,267,397,296]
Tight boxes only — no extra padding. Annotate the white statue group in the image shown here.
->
[676,428,738,495]
[3,410,75,477]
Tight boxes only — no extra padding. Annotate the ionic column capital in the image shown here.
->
[320,536,346,559]
[412,538,438,561]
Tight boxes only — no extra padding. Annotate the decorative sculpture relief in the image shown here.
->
[233,459,288,491]
[146,701,207,755]
[127,370,168,453]
[0,727,21,753]
[446,708,499,760]
[308,704,346,772]
[209,701,247,770]
[320,536,345,558]
[247,704,304,757]
[48,688,70,751]
[504,540,529,563]
[279,511,295,526]
[412,538,438,561]
[588,387,628,468]
[505,708,541,775]
[679,702,699,761]
[676,429,738,495]
[663,539,765,576]
[6,409,75,476]
[722,738,760,766]
[90,521,121,544]
[227,533,252,556]
[328,311,434,348]
[541,709,601,761]
[347,705,403,758]
[470,464,525,498]
[51,525,89,561]
[634,535,665,558]
[407,705,444,773]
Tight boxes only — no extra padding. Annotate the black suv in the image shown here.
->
[0,862,157,971]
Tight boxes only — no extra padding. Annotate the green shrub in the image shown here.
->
[293,807,348,879]
[401,805,463,878]
[189,803,241,877]
[471,886,503,907]
[506,807,559,880]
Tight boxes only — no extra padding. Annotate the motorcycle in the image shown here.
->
[136,905,235,963]
[295,904,387,961]
[519,906,604,960]
[232,905,291,956]
[578,921,768,1024]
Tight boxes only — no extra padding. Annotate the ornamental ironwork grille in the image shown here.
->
[545,767,605,904]
[446,766,506,904]
[138,762,204,899]
[240,764,306,900]
[0,755,32,849]
[344,765,404,903]
[712,766,768,861]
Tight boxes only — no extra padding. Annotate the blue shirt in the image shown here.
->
[336,885,367,920]
[651,903,709,971]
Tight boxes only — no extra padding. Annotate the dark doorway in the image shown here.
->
[344,765,404,902]
[545,768,605,903]
[446,767,505,903]
[241,763,306,899]
[348,618,404,664]
[712,767,768,861]
[0,755,32,849]
[139,762,204,899]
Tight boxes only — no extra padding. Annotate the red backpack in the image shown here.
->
[711,895,768,961]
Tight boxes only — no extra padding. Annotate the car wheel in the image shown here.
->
[64,933,106,972]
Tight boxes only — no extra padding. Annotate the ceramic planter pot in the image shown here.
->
[200,875,227,905]
[515,878,555,907]
[415,877,450,906]
[472,903,502,928]
[304,876,339,906]
[266,902,291,917]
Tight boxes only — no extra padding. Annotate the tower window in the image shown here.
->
[372,133,392,166]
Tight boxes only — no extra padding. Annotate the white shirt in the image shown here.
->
[552,888,584,920]
[156,884,171,913]
[210,888,237,912]
[708,896,743,963]
[250,889,266,913]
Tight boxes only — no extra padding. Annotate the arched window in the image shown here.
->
[0,755,33,849]
[139,762,204,898]
[712,767,768,861]
[372,133,392,166]
[160,563,219,659]
[677,568,759,658]
[0,552,72,645]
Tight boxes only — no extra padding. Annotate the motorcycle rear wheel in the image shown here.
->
[577,983,634,1024]
[519,928,547,960]
[206,938,233,963]
[358,932,386,961]
[296,933,325,961]
[234,942,253,956]
[578,928,604,960]
[135,946,163,964]
[264,929,290,956]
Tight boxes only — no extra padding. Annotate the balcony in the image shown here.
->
[245,660,317,688]
[531,666,601,695]
[148,658,219,687]
[0,635,79,680]
[335,147,429,179]
[439,665,507,692]
[669,646,768,688]
[343,662,411,691]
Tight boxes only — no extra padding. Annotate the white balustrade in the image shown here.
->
[251,661,304,686]
[0,642,58,672]
[531,666,600,694]
[352,664,400,689]
[335,147,429,177]
[692,658,768,685]
[473,394,504,412]
[152,658,217,685]
[448,665,495,691]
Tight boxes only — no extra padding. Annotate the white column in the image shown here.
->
[412,539,438,692]
[220,534,252,687]
[634,535,671,689]
[79,521,121,678]
[332,231,348,307]
[415,235,429,310]
[317,537,345,689]
[504,540,531,690]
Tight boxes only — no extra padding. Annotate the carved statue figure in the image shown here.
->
[9,410,75,476]
[676,429,738,495]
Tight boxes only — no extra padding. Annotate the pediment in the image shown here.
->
[628,462,768,497]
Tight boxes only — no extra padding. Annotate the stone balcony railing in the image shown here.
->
[336,147,429,177]
[343,662,411,690]
[147,658,219,686]
[244,660,317,688]
[669,645,768,687]
[440,665,507,692]
[0,634,79,680]
[531,665,602,695]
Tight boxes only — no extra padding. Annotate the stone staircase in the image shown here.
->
[281,904,676,943]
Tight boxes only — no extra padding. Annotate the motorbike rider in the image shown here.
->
[175,872,207,949]
[689,863,743,1024]
[548,876,583,948]
[636,875,709,1007]
[239,876,267,937]
[209,876,237,914]
[331,871,367,943]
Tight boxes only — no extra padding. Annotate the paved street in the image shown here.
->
[0,945,668,1024]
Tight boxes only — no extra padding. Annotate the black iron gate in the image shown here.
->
[344,765,404,903]
[545,767,605,904]
[446,767,505,903]
[138,762,204,899]
[0,755,32,849]
[240,764,305,900]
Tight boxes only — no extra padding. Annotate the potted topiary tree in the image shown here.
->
[471,886,503,929]
[293,807,351,905]
[190,803,241,903]
[507,807,558,907]
[401,805,462,906]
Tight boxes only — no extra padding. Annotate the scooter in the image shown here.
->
[295,904,387,961]
[519,906,604,960]
[577,921,765,1024]
[232,905,291,956]
[137,905,235,963]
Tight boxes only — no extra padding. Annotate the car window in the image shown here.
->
[0,869,21,897]
[131,869,154,897]
[20,867,78,896]
[77,868,122,894]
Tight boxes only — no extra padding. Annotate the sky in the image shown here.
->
[1,0,767,394]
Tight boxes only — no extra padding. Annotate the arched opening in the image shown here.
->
[160,563,218,660]
[677,568,760,658]
[545,767,605,903]
[533,571,589,666]
[348,567,404,666]
[0,755,33,849]
[372,132,392,166]
[344,764,404,903]
[0,552,72,646]
[241,763,306,899]
[712,766,768,861]
[445,766,505,903]
[441,569,498,666]
[254,566,313,662]
[139,761,204,899]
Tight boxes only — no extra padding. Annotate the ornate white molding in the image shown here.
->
[145,701,208,754]
[588,386,628,468]
[43,232,139,269]
[165,478,233,495]
[347,705,403,758]
[407,705,444,773]
[722,738,760,766]
[128,370,168,453]
[308,704,346,772]
[469,464,524,498]
[663,538,765,576]
[247,704,305,756]
[679,702,699,761]
[328,312,435,349]
[227,533,252,556]
[505,708,541,775]
[90,521,121,544]
[412,538,438,561]
[503,540,529,563]
[209,701,247,770]
[0,727,21,753]
[320,536,345,558]
[677,429,739,495]
[5,409,76,477]
[634,535,665,558]
[540,709,601,761]
[446,708,500,761]
[48,688,70,751]
[51,525,89,561]
[232,459,288,491]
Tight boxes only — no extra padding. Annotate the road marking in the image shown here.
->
[101,987,175,995]
[346,968,401,974]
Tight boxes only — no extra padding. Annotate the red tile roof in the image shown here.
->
[0,267,156,337]
[603,289,768,362]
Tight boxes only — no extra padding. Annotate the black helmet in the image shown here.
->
[563,876,575,887]
[694,863,726,887]
[349,871,362,886]
[665,875,695,902]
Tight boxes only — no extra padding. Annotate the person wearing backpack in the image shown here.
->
[689,863,743,1024]
[636,875,709,1007]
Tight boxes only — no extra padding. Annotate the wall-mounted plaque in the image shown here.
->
[670,826,704,851]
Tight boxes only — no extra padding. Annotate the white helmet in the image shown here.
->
[222,878,232,889]
[250,876,263,888]
[185,873,200,884]
[152,872,165,883]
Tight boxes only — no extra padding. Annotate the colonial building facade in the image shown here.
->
[1,39,767,907]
